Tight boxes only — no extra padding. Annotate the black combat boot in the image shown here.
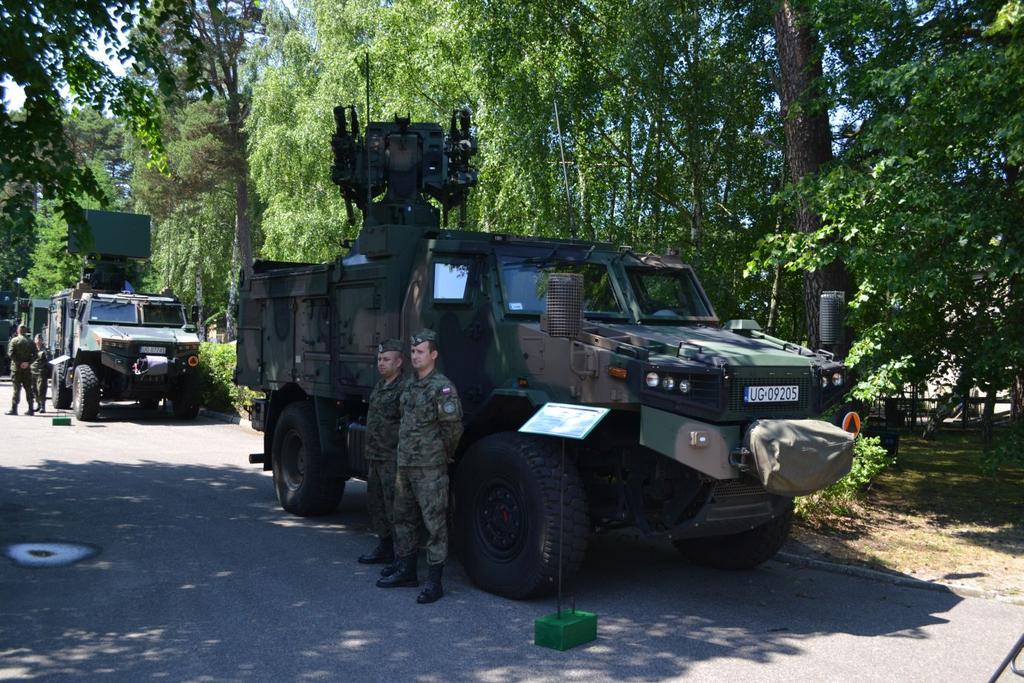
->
[417,563,444,604]
[26,405,34,416]
[358,537,394,564]
[380,557,401,578]
[38,401,46,413]
[4,409,15,416]
[375,555,418,588]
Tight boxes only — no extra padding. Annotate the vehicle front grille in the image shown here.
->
[681,373,720,404]
[728,370,811,415]
[711,479,768,499]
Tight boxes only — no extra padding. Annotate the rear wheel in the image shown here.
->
[454,432,589,599]
[72,365,100,421]
[52,365,72,410]
[673,503,794,570]
[272,401,345,516]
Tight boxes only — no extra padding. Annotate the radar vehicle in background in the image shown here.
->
[47,210,202,421]
[235,106,856,599]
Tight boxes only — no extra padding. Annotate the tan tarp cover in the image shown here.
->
[744,419,854,496]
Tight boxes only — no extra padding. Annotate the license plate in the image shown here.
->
[744,385,799,403]
[140,346,167,355]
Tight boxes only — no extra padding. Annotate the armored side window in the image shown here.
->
[432,261,471,302]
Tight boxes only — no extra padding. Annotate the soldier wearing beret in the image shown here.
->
[358,338,405,565]
[376,329,463,604]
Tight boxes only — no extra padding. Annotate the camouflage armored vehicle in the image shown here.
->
[236,107,856,599]
[48,210,202,421]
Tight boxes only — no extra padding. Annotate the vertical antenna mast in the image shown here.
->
[553,100,576,240]
[365,52,371,224]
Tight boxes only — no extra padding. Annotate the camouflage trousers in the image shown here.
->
[366,458,397,540]
[393,465,449,566]
[10,368,33,411]
[33,374,47,408]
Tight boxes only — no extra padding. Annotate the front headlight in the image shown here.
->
[832,371,843,387]
[679,379,691,394]
[821,375,829,389]
[661,376,676,391]
[101,338,129,350]
[178,343,200,354]
[645,372,660,388]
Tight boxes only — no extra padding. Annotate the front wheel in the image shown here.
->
[72,365,101,421]
[673,502,794,570]
[454,432,589,600]
[271,400,346,516]
[170,372,201,420]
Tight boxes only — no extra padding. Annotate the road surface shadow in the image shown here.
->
[0,459,968,681]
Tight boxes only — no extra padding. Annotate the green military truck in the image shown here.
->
[48,210,202,421]
[0,290,16,376]
[235,108,856,599]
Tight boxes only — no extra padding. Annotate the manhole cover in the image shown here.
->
[4,543,98,567]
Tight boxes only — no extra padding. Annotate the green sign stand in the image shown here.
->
[51,416,71,426]
[521,403,609,651]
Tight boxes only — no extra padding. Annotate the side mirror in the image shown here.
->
[183,324,197,333]
[190,304,200,321]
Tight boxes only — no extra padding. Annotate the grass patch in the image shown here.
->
[789,428,1024,596]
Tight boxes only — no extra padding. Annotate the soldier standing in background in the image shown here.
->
[358,339,405,565]
[376,329,463,604]
[6,325,35,416]
[31,334,50,413]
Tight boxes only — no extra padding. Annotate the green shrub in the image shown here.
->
[982,421,1024,476]
[197,341,262,416]
[796,435,895,517]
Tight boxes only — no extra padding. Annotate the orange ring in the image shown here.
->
[842,411,862,436]
[187,355,199,368]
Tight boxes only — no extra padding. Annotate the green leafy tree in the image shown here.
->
[754,0,1024,443]
[0,0,202,240]
[247,0,802,332]
[134,99,237,337]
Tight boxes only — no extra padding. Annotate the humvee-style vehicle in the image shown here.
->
[48,210,202,421]
[236,107,855,599]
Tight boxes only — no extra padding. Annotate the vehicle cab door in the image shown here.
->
[412,249,494,414]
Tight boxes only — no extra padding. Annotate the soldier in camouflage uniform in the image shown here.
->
[358,338,405,565]
[6,325,35,416]
[376,329,463,604]
[31,334,50,413]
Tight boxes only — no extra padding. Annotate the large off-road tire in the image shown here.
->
[673,502,794,570]
[52,365,72,410]
[454,432,589,600]
[171,372,201,420]
[72,364,101,421]
[272,401,346,517]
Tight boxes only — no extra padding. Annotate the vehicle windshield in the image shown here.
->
[88,300,138,324]
[499,257,623,317]
[142,303,186,327]
[628,268,713,320]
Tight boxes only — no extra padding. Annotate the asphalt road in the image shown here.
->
[1,379,1021,682]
